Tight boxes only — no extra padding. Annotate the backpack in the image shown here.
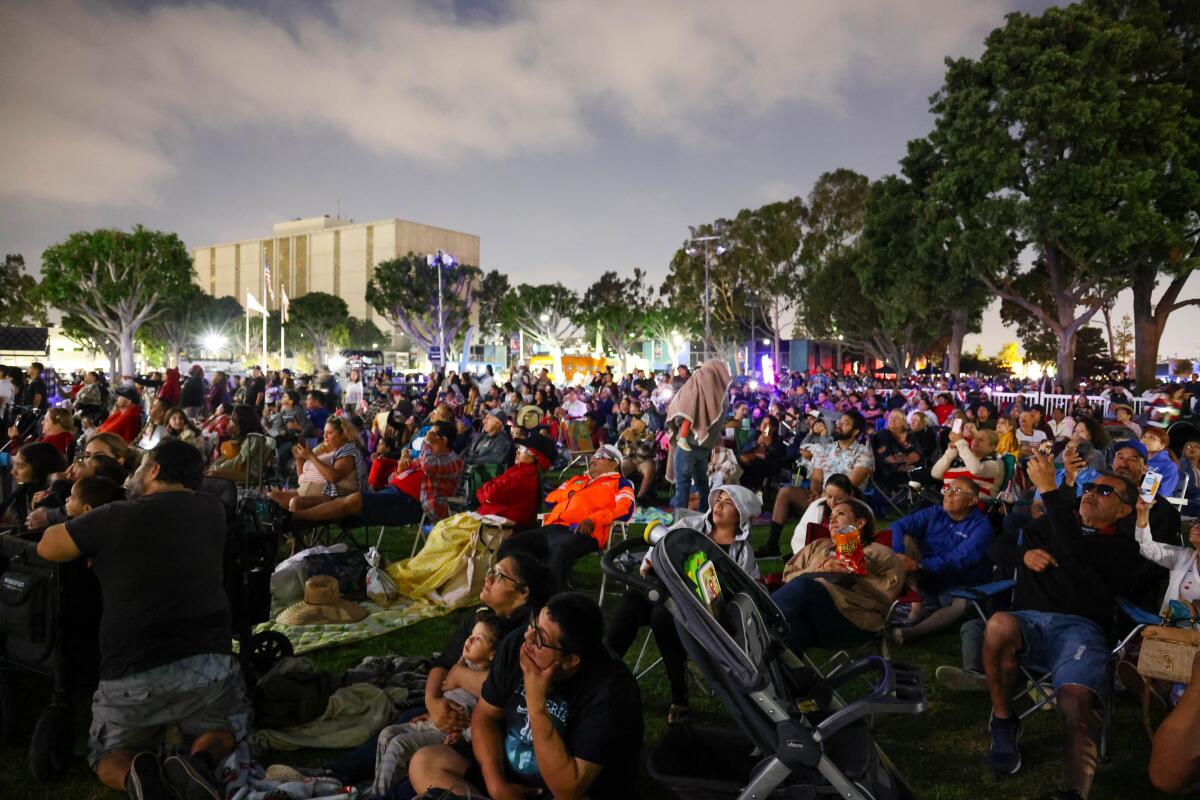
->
[252,657,338,729]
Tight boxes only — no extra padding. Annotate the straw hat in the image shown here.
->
[276,575,368,626]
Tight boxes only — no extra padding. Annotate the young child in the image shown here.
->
[65,475,126,519]
[371,611,503,797]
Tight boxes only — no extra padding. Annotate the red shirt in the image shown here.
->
[40,431,73,457]
[99,406,143,443]
[476,462,540,528]
[933,403,957,426]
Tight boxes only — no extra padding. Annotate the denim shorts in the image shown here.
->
[88,653,250,768]
[1010,610,1110,698]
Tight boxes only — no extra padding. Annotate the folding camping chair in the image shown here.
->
[946,578,1151,760]
[558,418,595,478]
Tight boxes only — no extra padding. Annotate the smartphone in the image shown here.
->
[951,418,963,435]
[1038,440,1054,456]
[1074,440,1093,460]
[1140,471,1162,503]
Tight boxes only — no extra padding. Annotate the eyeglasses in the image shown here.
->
[941,486,976,497]
[485,566,526,590]
[1082,482,1127,501]
[528,611,567,653]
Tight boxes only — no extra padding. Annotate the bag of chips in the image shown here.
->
[831,525,868,576]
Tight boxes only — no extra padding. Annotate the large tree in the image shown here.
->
[40,226,195,375]
[61,314,119,375]
[476,269,510,344]
[661,222,746,361]
[141,286,238,368]
[720,199,808,369]
[499,283,581,380]
[642,304,696,369]
[288,292,349,368]
[580,268,653,374]
[927,3,1196,385]
[367,252,479,367]
[345,317,389,350]
[0,254,47,326]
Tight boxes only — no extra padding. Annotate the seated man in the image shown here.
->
[96,386,143,444]
[983,456,1138,800]
[497,445,635,590]
[759,410,873,558]
[408,592,643,800]
[475,434,556,529]
[36,440,248,798]
[890,477,993,643]
[463,409,513,467]
[290,420,463,525]
[1014,410,1048,458]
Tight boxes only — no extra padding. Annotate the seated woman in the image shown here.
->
[134,397,170,451]
[207,404,275,484]
[607,485,760,724]
[738,415,786,494]
[771,498,906,655]
[788,473,861,555]
[1,441,67,529]
[1124,512,1200,707]
[269,416,369,512]
[162,407,204,454]
[8,406,75,458]
[872,410,921,493]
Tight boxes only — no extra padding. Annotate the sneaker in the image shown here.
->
[162,753,221,800]
[987,713,1022,776]
[126,752,172,800]
[264,764,308,783]
[935,666,988,692]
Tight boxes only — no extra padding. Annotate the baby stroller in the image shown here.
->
[603,528,925,800]
[0,527,103,780]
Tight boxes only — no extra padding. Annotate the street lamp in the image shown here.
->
[685,235,727,361]
[427,250,457,372]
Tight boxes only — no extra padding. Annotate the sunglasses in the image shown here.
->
[941,486,976,497]
[1082,482,1128,502]
[528,611,568,653]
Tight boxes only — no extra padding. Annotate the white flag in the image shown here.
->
[246,291,268,315]
[281,287,290,324]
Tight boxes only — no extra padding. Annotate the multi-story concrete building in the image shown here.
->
[190,216,481,328]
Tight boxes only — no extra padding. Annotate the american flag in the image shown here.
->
[264,251,275,304]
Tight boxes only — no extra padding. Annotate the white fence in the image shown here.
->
[988,392,1148,416]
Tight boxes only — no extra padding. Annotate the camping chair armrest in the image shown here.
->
[945,579,1017,603]
[1117,597,1160,628]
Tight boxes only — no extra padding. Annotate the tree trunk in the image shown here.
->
[1101,303,1117,361]
[1131,263,1196,391]
[313,341,326,370]
[947,308,967,377]
[548,345,564,384]
[119,328,136,377]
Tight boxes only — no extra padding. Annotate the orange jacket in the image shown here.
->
[543,471,636,548]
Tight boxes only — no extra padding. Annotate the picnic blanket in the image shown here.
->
[253,596,452,655]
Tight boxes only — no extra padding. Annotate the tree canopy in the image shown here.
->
[40,226,195,375]
[580,269,653,373]
[288,291,349,368]
[0,255,47,327]
[367,252,479,366]
[499,282,581,378]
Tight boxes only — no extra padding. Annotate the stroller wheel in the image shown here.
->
[249,631,294,676]
[28,703,73,781]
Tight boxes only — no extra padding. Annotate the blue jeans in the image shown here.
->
[671,445,711,511]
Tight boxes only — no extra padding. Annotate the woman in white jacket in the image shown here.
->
[1130,503,1200,705]
[789,473,860,556]
[605,485,760,724]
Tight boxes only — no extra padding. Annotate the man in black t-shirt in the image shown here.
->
[23,361,48,412]
[37,439,248,800]
[409,592,644,800]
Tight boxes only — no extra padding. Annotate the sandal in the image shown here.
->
[667,704,691,725]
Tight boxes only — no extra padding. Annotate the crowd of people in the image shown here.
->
[2,355,1199,799]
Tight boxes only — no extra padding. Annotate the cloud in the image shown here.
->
[0,0,1011,206]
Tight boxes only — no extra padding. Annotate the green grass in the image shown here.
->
[0,517,1171,800]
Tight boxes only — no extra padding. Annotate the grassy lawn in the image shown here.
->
[0,517,1170,800]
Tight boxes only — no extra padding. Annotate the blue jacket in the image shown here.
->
[1148,450,1180,498]
[889,505,993,585]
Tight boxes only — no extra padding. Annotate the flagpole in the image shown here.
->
[244,305,250,356]
[262,309,268,369]
[280,322,286,372]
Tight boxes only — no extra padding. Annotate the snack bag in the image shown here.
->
[831,525,868,576]
[683,551,709,602]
